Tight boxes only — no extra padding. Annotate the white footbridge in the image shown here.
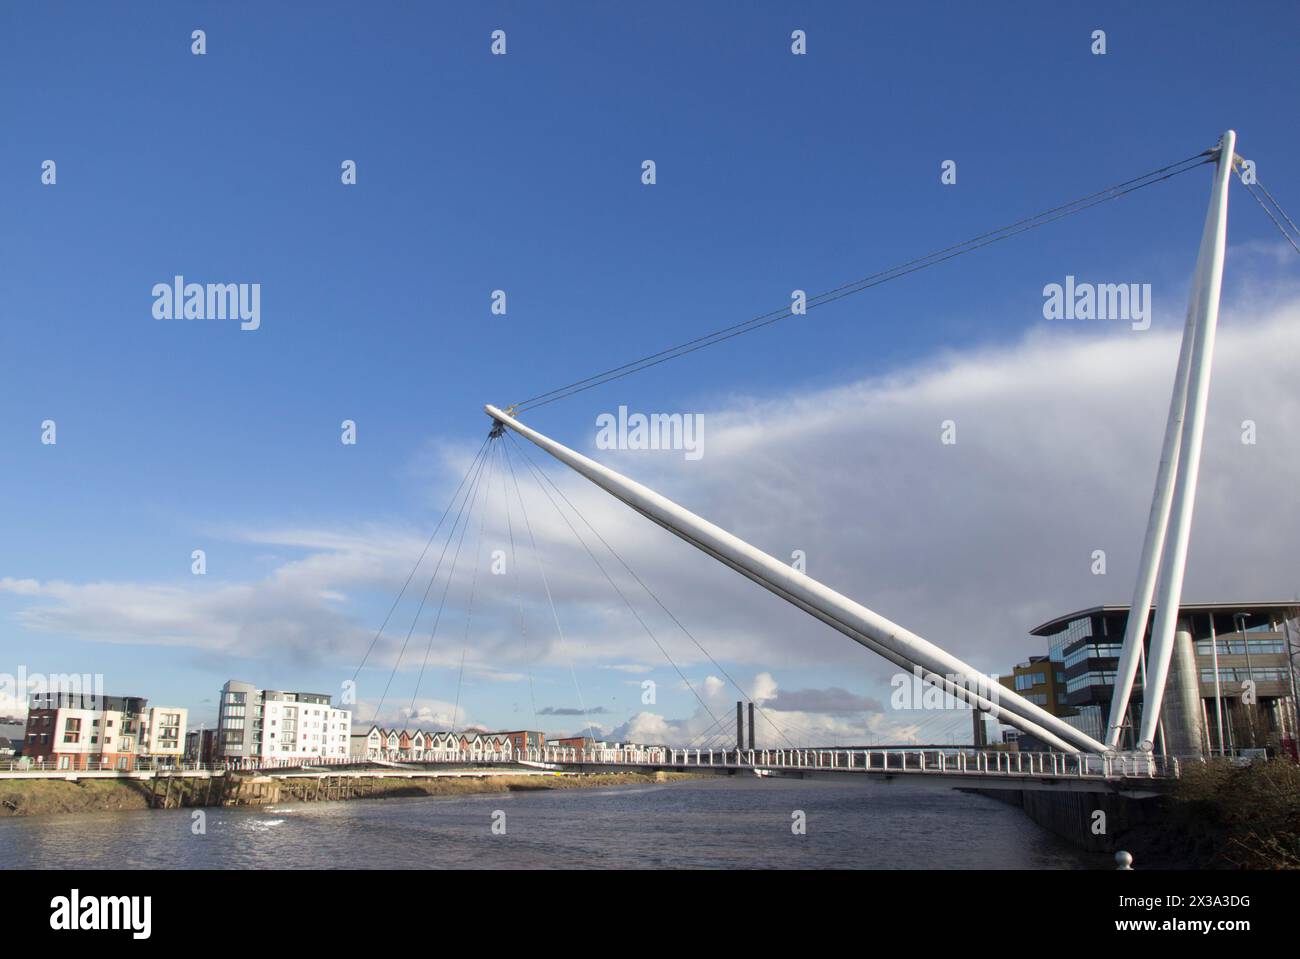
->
[480,131,1243,782]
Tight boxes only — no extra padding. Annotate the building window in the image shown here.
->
[1064,642,1123,669]
[1067,671,1116,693]
[1200,667,1289,684]
[1196,637,1285,656]
[62,718,82,744]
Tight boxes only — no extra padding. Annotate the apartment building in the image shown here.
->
[215,680,351,763]
[547,735,599,761]
[997,655,1070,716]
[140,707,188,760]
[498,730,546,756]
[185,727,218,763]
[24,692,145,770]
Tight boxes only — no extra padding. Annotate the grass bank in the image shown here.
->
[0,777,156,817]
[0,770,701,818]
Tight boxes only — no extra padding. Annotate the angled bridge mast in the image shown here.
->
[486,404,1106,754]
[485,129,1240,759]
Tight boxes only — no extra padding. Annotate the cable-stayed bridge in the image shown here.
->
[352,131,1298,790]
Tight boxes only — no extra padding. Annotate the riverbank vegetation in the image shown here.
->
[0,778,155,816]
[1126,759,1300,869]
[0,770,701,818]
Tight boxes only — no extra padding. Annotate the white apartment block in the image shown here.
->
[140,706,188,759]
[217,680,351,763]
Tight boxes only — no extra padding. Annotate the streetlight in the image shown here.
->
[1207,614,1225,757]
[1283,612,1300,761]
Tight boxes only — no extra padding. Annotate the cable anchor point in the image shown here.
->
[488,404,515,438]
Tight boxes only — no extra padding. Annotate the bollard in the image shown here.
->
[1115,851,1134,870]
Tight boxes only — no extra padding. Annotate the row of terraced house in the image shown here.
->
[352,726,673,765]
[352,727,547,762]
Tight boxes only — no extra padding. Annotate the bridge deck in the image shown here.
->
[0,747,1177,794]
[535,747,1177,794]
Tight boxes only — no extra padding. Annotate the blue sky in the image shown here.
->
[2,2,1298,743]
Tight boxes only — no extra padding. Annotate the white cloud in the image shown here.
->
[606,670,941,747]
[3,293,1298,731]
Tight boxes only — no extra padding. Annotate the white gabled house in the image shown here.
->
[431,731,459,760]
[409,729,428,761]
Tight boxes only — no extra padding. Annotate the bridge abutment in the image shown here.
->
[969,787,1165,855]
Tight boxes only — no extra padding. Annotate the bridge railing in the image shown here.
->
[0,758,235,775]
[530,746,1177,780]
[1,746,1179,780]
[1,754,411,776]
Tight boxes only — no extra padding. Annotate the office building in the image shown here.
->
[1023,601,1298,758]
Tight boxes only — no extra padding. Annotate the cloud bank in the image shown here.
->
[4,290,1298,742]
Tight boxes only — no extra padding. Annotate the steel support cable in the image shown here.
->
[505,433,728,734]
[521,159,1213,411]
[1237,170,1300,255]
[687,714,734,750]
[511,151,1216,413]
[900,701,979,745]
[506,432,809,750]
[499,439,542,731]
[1253,176,1300,238]
[685,715,723,749]
[352,435,490,681]
[685,713,729,748]
[499,413,1062,751]
[500,436,601,744]
[448,648,467,738]
[448,439,497,736]
[371,435,492,724]
[697,732,736,752]
[411,435,496,730]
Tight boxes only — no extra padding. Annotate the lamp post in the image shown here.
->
[1282,614,1300,761]
[1207,616,1225,756]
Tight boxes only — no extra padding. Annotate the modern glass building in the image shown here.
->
[1027,602,1299,757]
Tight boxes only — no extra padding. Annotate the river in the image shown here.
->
[0,777,1105,869]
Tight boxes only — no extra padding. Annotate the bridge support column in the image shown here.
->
[972,708,988,747]
[1134,131,1236,750]
[1162,618,1207,759]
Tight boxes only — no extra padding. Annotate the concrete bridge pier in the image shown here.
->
[1163,618,1207,760]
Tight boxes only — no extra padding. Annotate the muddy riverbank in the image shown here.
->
[0,771,702,818]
